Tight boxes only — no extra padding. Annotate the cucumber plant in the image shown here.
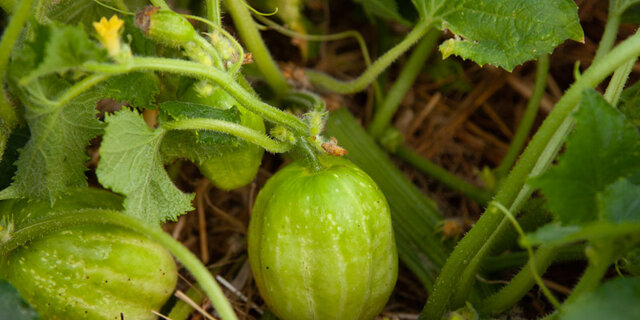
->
[0,0,639,319]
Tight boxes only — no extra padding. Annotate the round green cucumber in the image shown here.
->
[248,156,398,320]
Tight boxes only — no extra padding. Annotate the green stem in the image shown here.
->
[450,106,571,309]
[593,2,622,63]
[254,15,374,67]
[82,57,307,134]
[0,0,34,129]
[225,0,289,96]
[306,19,433,94]
[482,244,585,272]
[0,209,238,320]
[253,14,384,102]
[192,35,225,71]
[421,30,640,320]
[53,74,112,108]
[295,138,322,172]
[25,73,112,117]
[563,242,620,306]
[491,202,562,311]
[162,118,292,153]
[478,245,560,315]
[206,0,221,29]
[603,57,635,105]
[395,145,492,205]
[182,14,246,74]
[487,198,550,255]
[368,29,440,137]
[494,55,549,179]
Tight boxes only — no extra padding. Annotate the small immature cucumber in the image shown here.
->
[135,6,196,47]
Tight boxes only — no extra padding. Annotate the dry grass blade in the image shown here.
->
[175,290,219,320]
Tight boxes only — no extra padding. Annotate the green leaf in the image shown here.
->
[529,89,640,225]
[159,100,241,145]
[0,279,40,320]
[23,24,107,82]
[41,0,147,27]
[0,80,104,202]
[421,0,583,71]
[98,72,160,109]
[96,109,193,223]
[618,80,640,126]
[354,0,411,25]
[560,277,640,320]
[597,178,640,223]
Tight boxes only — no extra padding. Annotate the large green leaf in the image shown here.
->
[96,109,193,223]
[98,72,160,109]
[561,278,640,320]
[529,89,640,225]
[413,0,583,71]
[22,24,107,82]
[0,24,108,202]
[0,80,104,202]
[40,0,147,27]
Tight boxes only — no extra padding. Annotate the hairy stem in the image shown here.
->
[306,19,433,94]
[482,244,584,272]
[0,0,34,129]
[593,1,622,63]
[163,118,292,153]
[421,30,640,320]
[495,55,549,179]
[368,29,439,137]
[1,209,238,320]
[206,0,221,29]
[478,245,560,315]
[603,58,635,105]
[253,14,383,101]
[83,57,307,134]
[563,242,619,306]
[225,0,289,96]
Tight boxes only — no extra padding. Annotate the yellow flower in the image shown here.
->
[93,15,124,56]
